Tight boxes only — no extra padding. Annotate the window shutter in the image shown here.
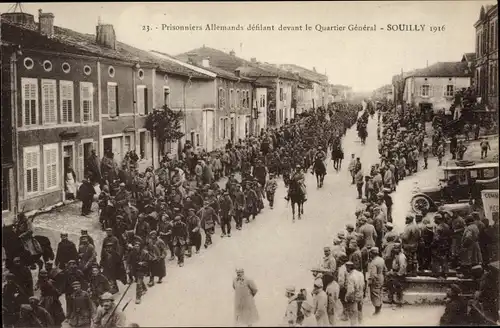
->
[146,131,151,159]
[78,143,84,181]
[42,80,56,124]
[80,82,94,122]
[108,85,117,117]
[144,88,149,115]
[22,78,38,126]
[24,147,40,193]
[60,81,74,123]
[137,87,145,115]
[44,145,58,189]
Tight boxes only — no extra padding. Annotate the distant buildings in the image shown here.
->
[0,9,352,220]
[402,61,471,115]
[474,3,498,111]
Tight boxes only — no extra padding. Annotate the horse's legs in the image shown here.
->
[291,202,296,221]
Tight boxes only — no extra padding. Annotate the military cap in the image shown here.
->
[323,246,331,251]
[100,292,114,301]
[370,247,379,253]
[383,188,391,193]
[236,268,244,273]
[149,231,157,236]
[345,224,354,230]
[345,261,354,266]
[60,232,69,237]
[29,296,40,303]
[313,279,323,288]
[377,192,384,198]
[68,260,77,265]
[286,286,296,294]
[188,207,196,212]
[71,281,81,286]
[337,231,346,239]
[385,222,394,228]
[449,284,462,295]
[105,228,113,232]
[38,269,48,276]
[81,230,88,234]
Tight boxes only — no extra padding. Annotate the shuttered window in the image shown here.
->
[219,117,224,139]
[137,86,147,115]
[80,82,94,123]
[41,79,57,124]
[236,90,240,108]
[24,146,40,194]
[21,78,38,126]
[108,83,118,117]
[43,143,59,190]
[218,88,225,108]
[229,89,234,108]
[60,81,74,123]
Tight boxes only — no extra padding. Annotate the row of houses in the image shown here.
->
[1,10,344,222]
[390,4,498,115]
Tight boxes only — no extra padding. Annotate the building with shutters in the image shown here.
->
[1,11,102,218]
[402,61,472,115]
[474,4,498,111]
[175,47,255,149]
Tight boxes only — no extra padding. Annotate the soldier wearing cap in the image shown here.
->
[80,230,95,247]
[186,207,202,256]
[92,292,126,328]
[244,180,259,222]
[320,247,336,288]
[147,231,166,285]
[344,261,365,325]
[36,268,66,325]
[67,280,94,327]
[431,213,451,278]
[283,286,299,326]
[220,190,234,238]
[89,264,111,307]
[401,214,420,276]
[100,240,126,294]
[233,268,259,326]
[387,243,406,306]
[199,199,219,248]
[3,272,25,326]
[101,228,121,259]
[459,215,483,278]
[126,241,149,304]
[367,247,386,315]
[171,215,189,267]
[78,235,97,277]
[135,213,151,240]
[311,278,329,325]
[16,296,55,328]
[55,232,78,270]
[439,284,468,326]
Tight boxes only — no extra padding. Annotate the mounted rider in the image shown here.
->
[285,164,307,202]
[315,146,327,162]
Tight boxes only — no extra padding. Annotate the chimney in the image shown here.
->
[229,50,235,56]
[38,9,54,37]
[202,57,210,68]
[187,53,197,65]
[235,69,240,77]
[96,23,116,49]
[312,67,317,72]
[250,57,256,63]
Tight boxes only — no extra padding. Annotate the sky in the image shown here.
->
[1,1,494,92]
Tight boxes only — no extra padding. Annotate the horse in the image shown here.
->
[312,158,326,188]
[2,225,53,271]
[331,147,344,171]
[288,179,305,221]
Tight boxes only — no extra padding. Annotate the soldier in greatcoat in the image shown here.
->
[199,200,219,248]
[147,231,167,284]
[171,216,189,267]
[91,292,126,328]
[67,281,95,328]
[88,265,111,307]
[37,269,65,327]
[366,247,386,315]
[186,208,202,256]
[55,233,78,270]
[99,243,126,294]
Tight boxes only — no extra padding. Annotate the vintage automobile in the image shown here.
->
[410,161,499,214]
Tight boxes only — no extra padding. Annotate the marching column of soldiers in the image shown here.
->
[282,102,499,326]
[2,103,360,328]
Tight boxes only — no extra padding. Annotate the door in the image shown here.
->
[111,138,122,164]
[63,145,74,172]
[203,110,214,152]
[230,114,236,143]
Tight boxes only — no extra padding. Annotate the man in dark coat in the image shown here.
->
[78,177,95,216]
[171,215,189,267]
[10,257,34,298]
[3,273,26,327]
[54,233,78,271]
[88,265,111,306]
[86,149,102,186]
[439,284,468,326]
[16,299,55,328]
[100,243,126,294]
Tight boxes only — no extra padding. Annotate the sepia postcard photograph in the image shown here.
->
[1,1,499,327]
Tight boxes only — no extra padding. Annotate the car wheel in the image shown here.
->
[411,195,431,213]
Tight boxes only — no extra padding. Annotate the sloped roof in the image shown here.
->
[280,63,327,84]
[255,62,298,80]
[1,18,211,79]
[406,62,471,78]
[462,52,476,63]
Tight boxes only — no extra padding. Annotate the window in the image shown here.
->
[21,78,38,126]
[219,117,224,139]
[139,131,146,159]
[41,79,57,124]
[80,82,94,123]
[137,86,148,115]
[60,81,74,123]
[108,66,115,78]
[163,87,170,107]
[246,91,250,108]
[62,62,71,74]
[218,88,225,108]
[83,65,92,76]
[196,133,200,147]
[483,168,496,179]
[470,170,478,179]
[225,118,230,138]
[124,135,131,153]
[23,57,34,70]
[43,143,59,190]
[43,60,52,72]
[107,82,119,117]
[138,69,145,80]
[445,85,454,97]
[24,146,40,195]
[229,89,234,108]
[190,131,195,145]
[236,90,240,108]
[280,87,283,101]
[421,84,430,97]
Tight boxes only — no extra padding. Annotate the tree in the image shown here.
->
[144,105,184,157]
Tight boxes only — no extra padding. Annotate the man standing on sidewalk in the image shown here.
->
[480,139,491,159]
